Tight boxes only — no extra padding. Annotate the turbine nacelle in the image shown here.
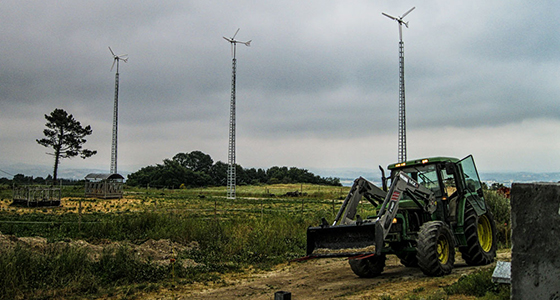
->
[382,7,415,40]
[382,7,415,23]
[108,47,128,72]
[223,29,251,58]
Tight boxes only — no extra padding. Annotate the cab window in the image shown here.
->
[396,164,442,198]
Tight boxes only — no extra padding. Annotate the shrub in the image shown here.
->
[484,190,511,247]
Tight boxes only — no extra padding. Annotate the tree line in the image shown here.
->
[26,108,340,188]
[126,150,341,188]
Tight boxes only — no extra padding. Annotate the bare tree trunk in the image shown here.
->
[53,144,61,184]
[53,154,60,184]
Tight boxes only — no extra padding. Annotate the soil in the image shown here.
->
[140,250,511,300]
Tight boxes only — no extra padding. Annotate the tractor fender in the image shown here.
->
[457,195,487,227]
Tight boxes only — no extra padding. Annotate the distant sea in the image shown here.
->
[309,168,560,187]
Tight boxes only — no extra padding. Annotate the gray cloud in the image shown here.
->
[1,1,559,175]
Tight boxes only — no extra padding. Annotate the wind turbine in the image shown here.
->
[223,29,251,200]
[382,7,415,163]
[108,47,128,174]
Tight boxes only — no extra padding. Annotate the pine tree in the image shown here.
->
[36,108,97,182]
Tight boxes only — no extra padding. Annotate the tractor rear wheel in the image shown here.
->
[459,202,497,265]
[348,254,386,278]
[416,221,455,276]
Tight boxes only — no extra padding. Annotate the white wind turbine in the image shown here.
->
[382,7,415,163]
[223,29,251,200]
[108,47,128,174]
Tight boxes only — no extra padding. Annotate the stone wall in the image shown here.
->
[510,183,560,300]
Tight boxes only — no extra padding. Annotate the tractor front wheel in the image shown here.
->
[349,254,386,278]
[416,221,455,276]
[459,202,497,265]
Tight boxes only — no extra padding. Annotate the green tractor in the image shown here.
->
[305,155,497,277]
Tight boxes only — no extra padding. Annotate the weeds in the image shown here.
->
[0,243,190,299]
[444,268,510,299]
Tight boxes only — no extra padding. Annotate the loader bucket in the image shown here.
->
[306,221,383,258]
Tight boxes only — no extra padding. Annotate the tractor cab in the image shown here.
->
[387,155,487,222]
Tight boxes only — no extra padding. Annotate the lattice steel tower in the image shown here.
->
[383,7,415,163]
[108,47,128,174]
[223,29,251,199]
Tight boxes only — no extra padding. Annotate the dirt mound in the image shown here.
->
[0,231,200,266]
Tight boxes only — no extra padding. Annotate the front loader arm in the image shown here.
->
[376,172,436,239]
[334,177,386,226]
[305,171,435,258]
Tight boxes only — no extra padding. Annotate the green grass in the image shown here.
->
[0,244,175,299]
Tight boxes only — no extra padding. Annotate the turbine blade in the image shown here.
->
[223,36,231,42]
[118,54,128,58]
[401,6,415,18]
[382,12,397,20]
[111,59,116,71]
[108,46,115,56]
[232,28,240,39]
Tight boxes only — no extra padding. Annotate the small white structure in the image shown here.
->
[84,173,124,199]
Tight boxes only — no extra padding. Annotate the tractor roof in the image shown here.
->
[387,157,460,170]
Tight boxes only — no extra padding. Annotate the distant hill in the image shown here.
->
[0,163,131,180]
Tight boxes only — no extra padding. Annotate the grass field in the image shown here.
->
[0,184,354,299]
[0,183,509,299]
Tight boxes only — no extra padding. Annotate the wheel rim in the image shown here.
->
[477,215,493,252]
[437,235,449,264]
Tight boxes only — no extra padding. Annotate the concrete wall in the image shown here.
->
[511,183,560,300]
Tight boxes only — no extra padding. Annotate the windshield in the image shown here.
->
[393,164,442,198]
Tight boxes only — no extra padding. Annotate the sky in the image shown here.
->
[1,0,560,180]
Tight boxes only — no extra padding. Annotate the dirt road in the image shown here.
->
[142,251,510,300]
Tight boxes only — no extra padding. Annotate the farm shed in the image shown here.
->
[84,173,124,199]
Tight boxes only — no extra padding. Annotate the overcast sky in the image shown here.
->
[1,0,559,179]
